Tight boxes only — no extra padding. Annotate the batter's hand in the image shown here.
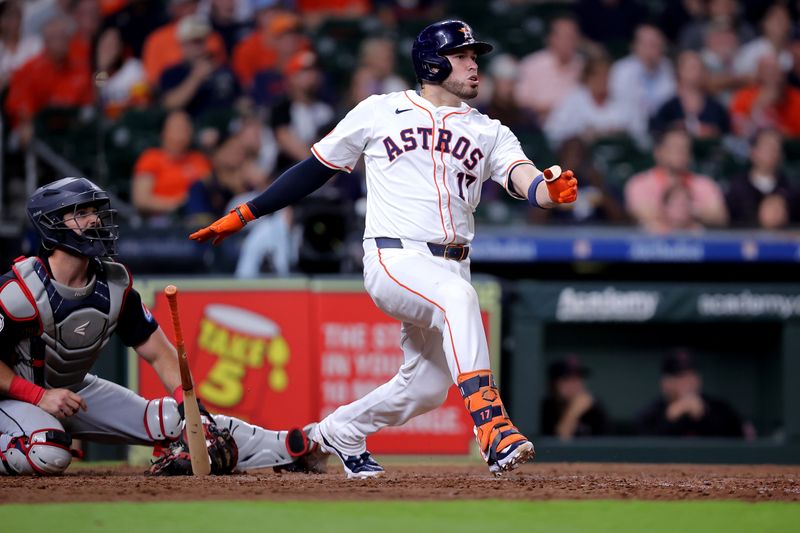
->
[189,203,256,245]
[543,166,578,204]
[38,388,87,419]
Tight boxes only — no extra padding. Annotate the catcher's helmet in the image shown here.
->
[412,20,493,83]
[27,177,119,257]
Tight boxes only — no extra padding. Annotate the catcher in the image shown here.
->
[0,177,313,476]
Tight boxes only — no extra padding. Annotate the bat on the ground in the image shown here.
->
[164,284,211,476]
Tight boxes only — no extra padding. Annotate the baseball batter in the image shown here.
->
[191,20,579,478]
[0,177,311,475]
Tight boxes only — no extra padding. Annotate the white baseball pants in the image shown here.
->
[315,238,491,455]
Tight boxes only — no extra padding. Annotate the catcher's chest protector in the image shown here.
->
[9,257,129,389]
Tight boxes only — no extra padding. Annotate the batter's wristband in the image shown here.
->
[527,174,545,208]
[8,375,46,405]
[171,384,184,405]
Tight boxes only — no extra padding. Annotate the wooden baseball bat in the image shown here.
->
[164,285,211,476]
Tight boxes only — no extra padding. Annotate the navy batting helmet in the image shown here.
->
[412,20,493,83]
[27,177,119,257]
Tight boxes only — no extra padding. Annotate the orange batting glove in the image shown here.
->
[543,165,578,204]
[189,203,256,245]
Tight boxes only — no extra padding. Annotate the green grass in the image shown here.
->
[3,500,798,533]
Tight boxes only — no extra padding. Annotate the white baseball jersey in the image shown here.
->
[311,90,532,245]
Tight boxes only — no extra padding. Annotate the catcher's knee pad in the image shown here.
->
[144,397,183,441]
[0,429,73,476]
[457,370,526,463]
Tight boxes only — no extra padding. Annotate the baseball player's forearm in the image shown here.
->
[509,164,557,208]
[135,327,182,395]
[0,360,44,404]
[0,360,18,396]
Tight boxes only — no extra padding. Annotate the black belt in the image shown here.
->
[374,237,470,261]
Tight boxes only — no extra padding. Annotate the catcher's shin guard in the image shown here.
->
[457,370,534,473]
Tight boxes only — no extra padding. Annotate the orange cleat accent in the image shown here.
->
[457,369,529,466]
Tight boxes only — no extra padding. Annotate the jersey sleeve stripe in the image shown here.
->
[310,145,353,173]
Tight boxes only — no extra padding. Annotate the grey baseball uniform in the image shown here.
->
[0,255,297,475]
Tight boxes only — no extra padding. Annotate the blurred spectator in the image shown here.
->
[160,14,242,120]
[98,0,129,17]
[131,110,212,217]
[68,0,102,67]
[4,16,93,145]
[481,54,538,135]
[295,0,369,29]
[348,36,408,106]
[0,1,42,91]
[700,20,745,104]
[545,52,645,149]
[234,200,292,277]
[733,3,794,78]
[638,349,753,438]
[515,16,584,123]
[788,34,800,90]
[530,138,628,225]
[236,114,278,179]
[206,0,251,56]
[374,0,445,30]
[575,0,646,47]
[659,0,706,43]
[678,0,755,51]
[103,0,167,58]
[727,129,798,227]
[185,133,267,224]
[729,53,800,138]
[625,128,728,232]
[198,0,254,23]
[541,355,608,439]
[609,25,676,127]
[93,26,148,119]
[651,50,730,138]
[233,10,306,90]
[141,0,226,85]
[758,193,791,230]
[661,184,703,232]
[20,0,69,37]
[270,51,334,173]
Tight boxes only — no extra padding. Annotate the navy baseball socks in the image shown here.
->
[457,369,535,475]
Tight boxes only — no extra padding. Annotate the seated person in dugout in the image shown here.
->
[637,349,755,439]
[540,355,607,439]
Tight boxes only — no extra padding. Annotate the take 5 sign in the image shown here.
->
[136,279,501,455]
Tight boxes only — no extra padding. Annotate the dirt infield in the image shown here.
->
[2,463,799,504]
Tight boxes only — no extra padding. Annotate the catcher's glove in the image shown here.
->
[148,420,238,476]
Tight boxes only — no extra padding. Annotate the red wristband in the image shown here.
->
[172,384,184,405]
[8,376,45,405]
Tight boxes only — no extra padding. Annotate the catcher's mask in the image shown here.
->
[412,20,493,84]
[27,177,119,257]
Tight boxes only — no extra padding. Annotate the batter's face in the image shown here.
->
[441,48,480,100]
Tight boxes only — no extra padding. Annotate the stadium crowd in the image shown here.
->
[1,0,800,272]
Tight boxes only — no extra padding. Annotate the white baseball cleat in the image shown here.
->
[312,426,384,479]
[488,440,535,476]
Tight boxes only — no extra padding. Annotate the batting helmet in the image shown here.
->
[27,177,119,257]
[412,20,493,83]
